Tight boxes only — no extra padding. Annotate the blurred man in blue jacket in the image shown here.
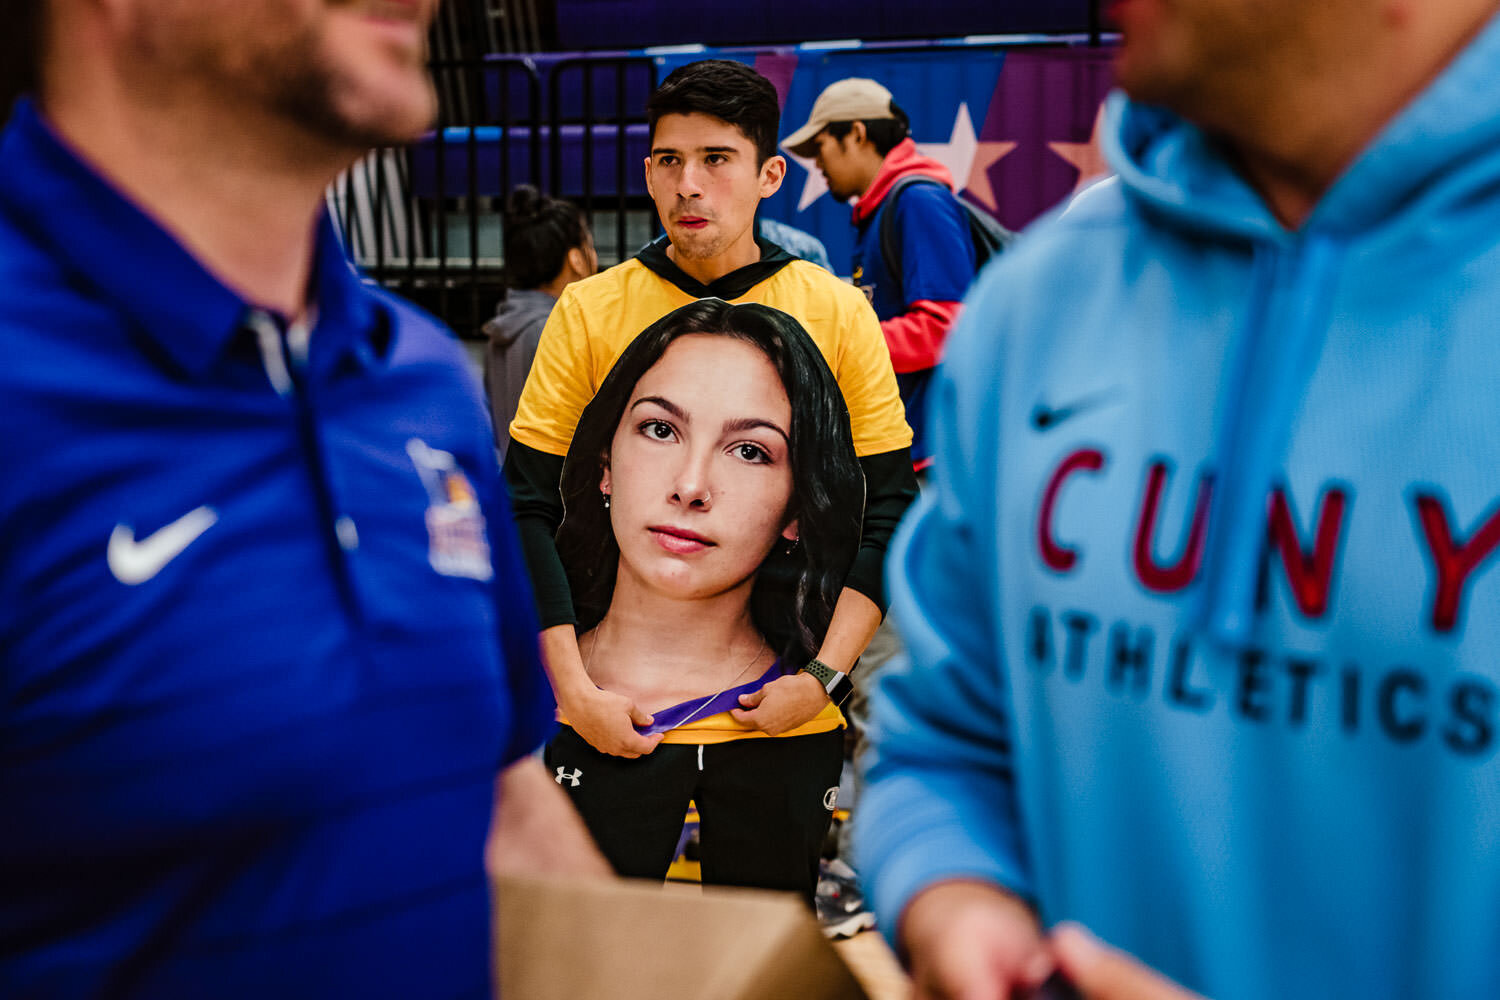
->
[858,1,1500,998]
[0,1,605,996]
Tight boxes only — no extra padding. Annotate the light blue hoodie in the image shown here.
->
[858,13,1500,1000]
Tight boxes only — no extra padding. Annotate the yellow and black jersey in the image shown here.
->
[510,238,911,459]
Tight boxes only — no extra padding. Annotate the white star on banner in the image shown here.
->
[788,102,981,214]
[915,102,978,195]
[789,150,829,212]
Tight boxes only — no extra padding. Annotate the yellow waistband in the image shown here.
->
[556,701,845,746]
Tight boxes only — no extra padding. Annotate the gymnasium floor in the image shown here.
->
[834,931,911,1000]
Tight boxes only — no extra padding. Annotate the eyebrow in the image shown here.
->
[630,397,789,442]
[723,417,789,442]
[632,395,685,420]
[650,145,740,157]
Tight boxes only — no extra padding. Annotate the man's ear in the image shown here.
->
[760,154,786,198]
[851,120,868,148]
[643,156,655,200]
[780,518,799,543]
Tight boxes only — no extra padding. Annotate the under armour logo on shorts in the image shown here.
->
[823,787,839,811]
[555,766,583,787]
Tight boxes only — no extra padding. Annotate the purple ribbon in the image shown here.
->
[636,660,788,735]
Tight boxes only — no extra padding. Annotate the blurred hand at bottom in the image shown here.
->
[900,880,1053,1000]
[1050,923,1205,1000]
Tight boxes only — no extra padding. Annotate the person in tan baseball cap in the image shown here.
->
[779,75,977,470]
[782,78,902,160]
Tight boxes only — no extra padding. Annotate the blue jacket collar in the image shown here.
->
[0,98,378,377]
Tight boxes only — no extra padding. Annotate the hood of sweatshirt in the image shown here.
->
[482,288,555,350]
[851,138,956,226]
[1101,10,1500,645]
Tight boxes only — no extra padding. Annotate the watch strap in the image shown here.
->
[800,658,855,706]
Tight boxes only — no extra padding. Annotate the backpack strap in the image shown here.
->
[876,175,949,302]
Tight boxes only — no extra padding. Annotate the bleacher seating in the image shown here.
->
[410,123,650,199]
[554,0,1096,50]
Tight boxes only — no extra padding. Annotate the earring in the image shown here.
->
[602,492,611,510]
[782,536,799,555]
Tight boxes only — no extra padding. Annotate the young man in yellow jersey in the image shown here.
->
[506,60,916,762]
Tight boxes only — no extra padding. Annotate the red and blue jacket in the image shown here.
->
[851,139,977,468]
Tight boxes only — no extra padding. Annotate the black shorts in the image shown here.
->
[544,726,844,901]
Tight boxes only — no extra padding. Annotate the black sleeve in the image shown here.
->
[502,440,576,629]
[846,448,920,614]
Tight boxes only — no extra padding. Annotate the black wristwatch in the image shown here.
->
[800,657,855,707]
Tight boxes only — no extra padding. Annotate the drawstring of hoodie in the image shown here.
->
[1195,234,1343,646]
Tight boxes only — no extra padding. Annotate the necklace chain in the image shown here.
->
[583,618,769,729]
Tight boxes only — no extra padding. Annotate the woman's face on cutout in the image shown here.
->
[601,334,797,602]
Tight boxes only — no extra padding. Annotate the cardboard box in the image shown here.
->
[494,875,869,1000]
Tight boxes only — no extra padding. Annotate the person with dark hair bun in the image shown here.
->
[544,298,864,900]
[483,185,595,458]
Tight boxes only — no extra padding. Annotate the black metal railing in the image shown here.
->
[332,47,658,341]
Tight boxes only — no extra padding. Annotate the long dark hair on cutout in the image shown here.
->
[556,299,863,669]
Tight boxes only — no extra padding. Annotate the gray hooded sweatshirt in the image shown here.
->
[482,288,556,460]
